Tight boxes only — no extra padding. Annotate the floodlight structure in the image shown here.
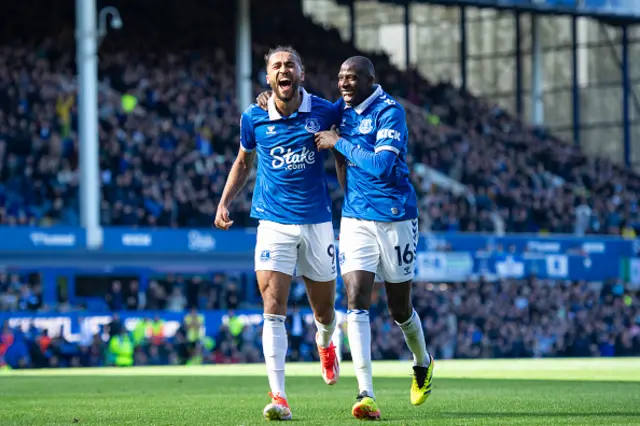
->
[75,0,122,249]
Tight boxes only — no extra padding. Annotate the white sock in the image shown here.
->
[314,313,336,348]
[347,309,374,398]
[396,310,430,367]
[263,314,288,399]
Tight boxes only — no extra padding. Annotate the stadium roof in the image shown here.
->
[336,0,640,24]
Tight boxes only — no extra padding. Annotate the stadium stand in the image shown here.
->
[0,1,639,371]
[2,0,639,234]
[2,276,638,368]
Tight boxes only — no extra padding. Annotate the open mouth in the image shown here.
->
[278,78,292,90]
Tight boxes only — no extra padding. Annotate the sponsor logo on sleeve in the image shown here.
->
[376,128,401,141]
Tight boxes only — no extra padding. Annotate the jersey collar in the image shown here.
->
[267,87,312,120]
[349,84,383,115]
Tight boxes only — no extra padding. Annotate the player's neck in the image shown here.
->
[355,87,376,107]
[274,90,302,117]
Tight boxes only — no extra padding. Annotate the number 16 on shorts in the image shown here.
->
[339,217,418,283]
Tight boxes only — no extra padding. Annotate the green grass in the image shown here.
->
[2,359,640,425]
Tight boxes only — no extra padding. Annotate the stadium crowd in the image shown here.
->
[1,0,640,372]
[1,0,640,234]
[1,276,638,369]
[0,271,245,314]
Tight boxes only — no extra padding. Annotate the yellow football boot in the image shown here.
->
[351,391,381,420]
[410,353,434,406]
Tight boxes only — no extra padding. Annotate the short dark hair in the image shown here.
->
[343,56,375,79]
[264,45,304,71]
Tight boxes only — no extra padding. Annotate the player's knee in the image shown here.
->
[258,271,290,316]
[347,290,370,311]
[343,271,374,310]
[263,297,287,316]
[388,302,412,324]
[313,306,334,325]
[261,284,288,316]
[311,296,334,320]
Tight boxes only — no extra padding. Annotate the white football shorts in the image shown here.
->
[339,217,418,283]
[254,220,337,282]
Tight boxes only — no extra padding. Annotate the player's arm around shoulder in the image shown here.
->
[214,109,257,230]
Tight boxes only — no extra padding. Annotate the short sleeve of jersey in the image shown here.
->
[374,106,407,155]
[239,110,255,152]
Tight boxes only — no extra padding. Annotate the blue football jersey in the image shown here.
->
[240,88,339,225]
[336,85,418,222]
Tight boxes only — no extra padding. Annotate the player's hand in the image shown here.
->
[214,204,234,230]
[256,91,272,111]
[315,125,340,151]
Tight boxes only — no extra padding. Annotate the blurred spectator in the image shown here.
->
[105,281,124,311]
[109,327,134,367]
[0,276,637,369]
[167,287,187,312]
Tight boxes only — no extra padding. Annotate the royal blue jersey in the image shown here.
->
[334,85,418,222]
[240,88,339,225]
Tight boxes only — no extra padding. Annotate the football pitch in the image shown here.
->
[2,358,640,425]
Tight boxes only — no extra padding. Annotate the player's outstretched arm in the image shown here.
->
[215,148,256,230]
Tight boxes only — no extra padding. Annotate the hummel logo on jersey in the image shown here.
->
[266,126,276,135]
[377,129,401,141]
[271,146,316,170]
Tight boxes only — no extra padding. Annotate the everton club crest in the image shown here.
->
[359,118,373,134]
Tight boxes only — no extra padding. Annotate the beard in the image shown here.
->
[271,79,299,102]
